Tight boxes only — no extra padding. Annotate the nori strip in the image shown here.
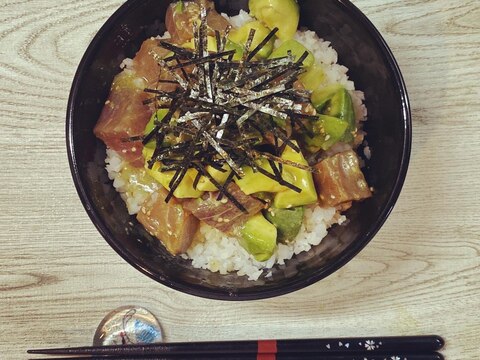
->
[193,163,247,213]
[246,27,278,61]
[192,170,202,190]
[158,41,196,59]
[169,50,235,70]
[138,5,320,211]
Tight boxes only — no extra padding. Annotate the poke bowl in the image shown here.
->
[67,0,411,300]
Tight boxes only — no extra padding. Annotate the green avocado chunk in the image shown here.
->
[240,213,277,261]
[229,21,275,59]
[273,142,317,209]
[298,64,326,91]
[268,39,314,68]
[311,85,355,143]
[225,39,244,61]
[144,109,169,150]
[265,206,304,243]
[249,0,300,41]
[305,114,349,152]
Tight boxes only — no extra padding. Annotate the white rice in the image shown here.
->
[105,149,158,215]
[184,207,345,280]
[104,11,369,281]
[105,149,345,280]
[222,10,254,28]
[120,57,134,70]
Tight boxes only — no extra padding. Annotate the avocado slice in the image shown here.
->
[183,35,244,60]
[144,109,169,150]
[298,63,326,91]
[229,21,275,59]
[311,85,356,142]
[234,158,293,195]
[305,114,349,152]
[269,39,314,67]
[311,84,341,111]
[196,164,232,192]
[225,39,244,61]
[240,213,277,261]
[142,147,204,199]
[249,0,300,41]
[265,206,304,243]
[324,88,355,127]
[273,141,317,209]
[183,35,219,53]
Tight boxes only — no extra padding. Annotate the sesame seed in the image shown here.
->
[131,147,137,152]
[122,149,127,153]
[217,217,223,222]
[167,230,173,236]
[141,207,146,214]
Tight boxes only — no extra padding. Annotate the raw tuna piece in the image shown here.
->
[132,38,177,88]
[94,39,174,166]
[313,150,372,207]
[137,187,199,255]
[183,183,264,233]
[94,71,152,166]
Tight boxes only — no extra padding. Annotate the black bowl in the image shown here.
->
[67,0,411,300]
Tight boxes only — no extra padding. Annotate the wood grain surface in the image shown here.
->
[1,0,479,359]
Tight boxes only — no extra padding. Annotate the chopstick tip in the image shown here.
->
[434,335,445,350]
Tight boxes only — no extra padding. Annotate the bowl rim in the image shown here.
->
[66,0,412,300]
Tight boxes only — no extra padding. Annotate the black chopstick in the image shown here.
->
[27,352,445,360]
[28,335,444,356]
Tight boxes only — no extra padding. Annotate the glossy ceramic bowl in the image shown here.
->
[67,0,411,300]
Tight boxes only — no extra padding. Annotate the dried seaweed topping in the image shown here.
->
[140,6,317,211]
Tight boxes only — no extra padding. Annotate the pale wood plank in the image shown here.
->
[0,0,479,358]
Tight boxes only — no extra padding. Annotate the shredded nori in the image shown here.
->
[139,6,317,211]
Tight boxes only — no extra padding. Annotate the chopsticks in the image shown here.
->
[28,335,444,359]
[28,354,444,360]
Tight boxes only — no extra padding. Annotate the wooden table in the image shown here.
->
[1,0,479,358]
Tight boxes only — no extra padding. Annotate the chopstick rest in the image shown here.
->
[93,306,164,346]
